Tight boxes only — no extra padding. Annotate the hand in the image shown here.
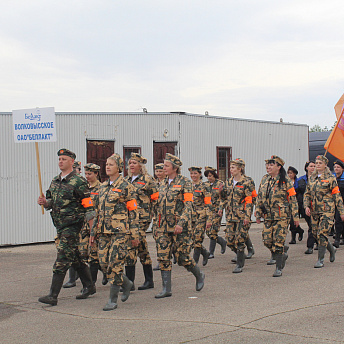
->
[37,196,47,207]
[206,222,212,229]
[89,236,95,246]
[305,207,311,217]
[294,221,299,227]
[131,239,139,247]
[218,210,223,217]
[341,215,344,222]
[243,219,250,226]
[256,218,261,224]
[174,225,183,235]
[219,184,224,192]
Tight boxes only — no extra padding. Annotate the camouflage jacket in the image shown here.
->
[125,174,158,223]
[192,181,213,223]
[304,168,344,217]
[91,175,139,240]
[205,179,224,212]
[220,175,255,222]
[156,174,194,233]
[256,174,298,220]
[45,170,95,231]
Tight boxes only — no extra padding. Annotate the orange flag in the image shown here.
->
[324,96,344,160]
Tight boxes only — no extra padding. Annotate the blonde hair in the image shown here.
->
[312,166,331,178]
[127,161,148,177]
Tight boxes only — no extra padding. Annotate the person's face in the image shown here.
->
[155,169,165,180]
[59,156,73,172]
[207,172,215,183]
[129,159,141,175]
[106,159,119,177]
[268,162,281,176]
[287,170,296,180]
[85,170,97,183]
[190,170,201,183]
[307,162,315,174]
[230,164,241,177]
[164,161,176,177]
[315,160,326,173]
[265,163,270,173]
[334,164,344,177]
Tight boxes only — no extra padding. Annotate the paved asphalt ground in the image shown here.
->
[1,220,344,344]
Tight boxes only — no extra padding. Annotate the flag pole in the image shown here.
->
[35,142,44,215]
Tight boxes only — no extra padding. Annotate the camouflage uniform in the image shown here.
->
[91,175,139,286]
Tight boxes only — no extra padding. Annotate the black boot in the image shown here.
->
[267,252,276,265]
[200,246,210,266]
[123,265,136,291]
[217,236,227,254]
[103,284,120,311]
[155,270,172,298]
[246,237,255,259]
[189,265,205,291]
[193,248,201,264]
[298,227,304,241]
[327,242,336,262]
[153,262,160,271]
[89,262,99,285]
[38,273,66,306]
[209,239,216,259]
[289,231,296,244]
[76,265,96,299]
[102,272,108,285]
[63,267,77,288]
[121,274,133,302]
[233,250,246,273]
[314,245,326,268]
[273,253,285,277]
[138,264,154,290]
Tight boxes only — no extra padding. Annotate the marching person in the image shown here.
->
[255,155,299,277]
[204,167,227,259]
[219,158,255,273]
[189,166,212,266]
[90,153,139,311]
[154,153,205,298]
[37,149,96,306]
[304,155,344,268]
[124,153,159,290]
[333,160,344,247]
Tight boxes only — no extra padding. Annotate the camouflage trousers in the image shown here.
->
[311,213,334,247]
[98,233,130,286]
[125,221,152,266]
[225,221,250,252]
[207,212,222,240]
[155,229,196,271]
[262,219,289,254]
[78,228,89,263]
[193,218,207,249]
[53,223,86,275]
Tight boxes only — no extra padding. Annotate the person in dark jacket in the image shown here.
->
[333,160,344,248]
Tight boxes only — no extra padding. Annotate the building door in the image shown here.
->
[217,146,232,181]
[123,146,141,177]
[153,142,178,167]
[87,140,114,181]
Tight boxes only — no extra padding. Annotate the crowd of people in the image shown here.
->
[37,149,344,311]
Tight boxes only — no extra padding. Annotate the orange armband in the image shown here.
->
[126,200,137,211]
[332,186,340,195]
[183,193,193,202]
[150,192,159,201]
[81,197,93,208]
[204,196,211,205]
[251,190,258,198]
[244,196,252,204]
[287,187,296,197]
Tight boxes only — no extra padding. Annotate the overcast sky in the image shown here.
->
[1,1,343,128]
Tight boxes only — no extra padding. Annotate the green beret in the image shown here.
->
[58,148,76,160]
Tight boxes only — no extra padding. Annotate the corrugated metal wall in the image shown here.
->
[0,112,308,245]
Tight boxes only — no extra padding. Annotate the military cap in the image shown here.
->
[287,166,298,175]
[268,155,285,166]
[130,152,147,164]
[316,155,328,165]
[108,153,124,172]
[188,166,202,172]
[230,158,245,166]
[73,161,81,169]
[334,160,344,169]
[165,153,182,167]
[154,163,164,170]
[204,166,217,172]
[84,163,101,172]
[57,148,76,160]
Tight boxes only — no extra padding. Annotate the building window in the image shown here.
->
[217,146,232,181]
[123,146,141,176]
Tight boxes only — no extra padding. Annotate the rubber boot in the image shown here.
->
[138,264,154,290]
[193,247,201,264]
[327,242,336,262]
[231,254,237,263]
[200,246,210,266]
[123,265,135,291]
[233,250,246,273]
[267,252,276,265]
[189,265,205,291]
[173,252,177,264]
[103,284,120,311]
[314,245,326,268]
[246,237,255,259]
[121,274,133,302]
[273,253,284,277]
[304,247,313,254]
[289,231,296,244]
[153,262,160,271]
[298,227,304,241]
[155,270,172,298]
[208,239,216,259]
[102,272,108,285]
[217,236,227,254]
[89,262,99,285]
[76,264,96,299]
[38,272,66,306]
[62,267,77,288]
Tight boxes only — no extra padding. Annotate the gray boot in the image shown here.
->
[38,272,66,306]
[63,267,77,288]
[103,284,120,311]
[231,254,237,263]
[314,245,326,268]
[209,239,216,259]
[233,250,246,273]
[246,238,255,259]
[189,265,205,291]
[273,253,284,277]
[200,246,210,266]
[155,270,172,298]
[217,236,227,254]
[193,248,201,264]
[267,252,276,265]
[121,274,133,302]
[327,242,336,262]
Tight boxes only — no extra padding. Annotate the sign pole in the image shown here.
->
[35,142,44,215]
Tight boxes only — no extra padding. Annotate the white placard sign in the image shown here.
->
[12,107,57,143]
